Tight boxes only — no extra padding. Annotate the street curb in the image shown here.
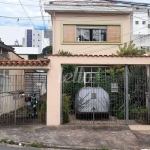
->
[0,142,110,150]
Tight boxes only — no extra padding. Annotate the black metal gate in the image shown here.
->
[0,73,47,125]
[62,66,150,125]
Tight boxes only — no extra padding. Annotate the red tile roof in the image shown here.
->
[0,59,50,66]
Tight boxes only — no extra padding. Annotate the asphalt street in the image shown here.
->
[0,145,66,150]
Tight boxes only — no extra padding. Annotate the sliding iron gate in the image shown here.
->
[62,66,150,125]
[0,73,47,125]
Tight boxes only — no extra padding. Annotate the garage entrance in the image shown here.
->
[62,65,149,125]
[0,59,49,125]
[0,73,47,125]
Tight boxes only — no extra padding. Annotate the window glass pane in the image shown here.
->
[142,21,146,25]
[77,28,90,41]
[85,73,92,82]
[92,67,98,72]
[86,83,91,87]
[0,70,3,75]
[101,29,107,41]
[93,30,100,41]
[84,67,91,72]
[135,21,139,24]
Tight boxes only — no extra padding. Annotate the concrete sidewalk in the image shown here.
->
[0,125,149,150]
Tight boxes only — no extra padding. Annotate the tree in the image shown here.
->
[115,41,145,56]
[108,41,146,75]
[42,45,52,55]
[104,42,147,120]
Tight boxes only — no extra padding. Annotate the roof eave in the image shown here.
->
[0,43,14,52]
[44,5,133,14]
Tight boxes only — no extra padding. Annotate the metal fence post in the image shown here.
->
[14,75,17,125]
[148,65,150,123]
[125,65,129,124]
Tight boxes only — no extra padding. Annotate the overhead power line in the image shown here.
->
[72,24,149,54]
[0,1,40,7]
[18,0,47,48]
[39,0,49,45]
[80,33,150,55]
[71,4,150,53]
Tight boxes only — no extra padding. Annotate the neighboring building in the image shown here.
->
[44,29,53,46]
[23,29,50,53]
[44,1,132,55]
[0,26,33,46]
[131,7,150,51]
[14,47,44,60]
[0,26,52,59]
[0,38,24,75]
[0,39,24,115]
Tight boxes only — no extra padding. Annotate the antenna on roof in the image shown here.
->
[15,39,19,46]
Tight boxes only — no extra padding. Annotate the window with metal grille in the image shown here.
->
[77,67,108,87]
[76,26,107,42]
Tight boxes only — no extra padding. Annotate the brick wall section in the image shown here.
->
[107,25,121,43]
[63,25,76,42]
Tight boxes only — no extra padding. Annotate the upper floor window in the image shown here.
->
[76,26,107,42]
[135,21,139,25]
[142,21,146,25]
[63,24,121,43]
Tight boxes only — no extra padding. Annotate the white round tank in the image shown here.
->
[75,87,110,113]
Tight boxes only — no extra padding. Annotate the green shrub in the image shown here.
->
[28,142,48,148]
[0,138,8,143]
[8,140,15,145]
[39,101,46,124]
[62,94,70,123]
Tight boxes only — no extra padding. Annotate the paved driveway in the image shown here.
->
[0,125,149,150]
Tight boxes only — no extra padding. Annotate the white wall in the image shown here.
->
[0,93,25,116]
[133,13,148,35]
[32,30,44,54]
[132,34,150,48]
[14,47,39,54]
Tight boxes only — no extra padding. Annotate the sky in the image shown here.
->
[0,0,149,30]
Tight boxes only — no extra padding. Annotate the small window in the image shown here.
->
[135,21,139,24]
[142,21,146,25]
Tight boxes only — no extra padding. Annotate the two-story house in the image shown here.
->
[44,1,132,54]
[44,1,132,87]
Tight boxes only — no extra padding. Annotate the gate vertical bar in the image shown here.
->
[148,65,150,123]
[125,65,129,124]
[14,75,17,125]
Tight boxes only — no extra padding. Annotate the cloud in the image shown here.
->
[0,0,50,29]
